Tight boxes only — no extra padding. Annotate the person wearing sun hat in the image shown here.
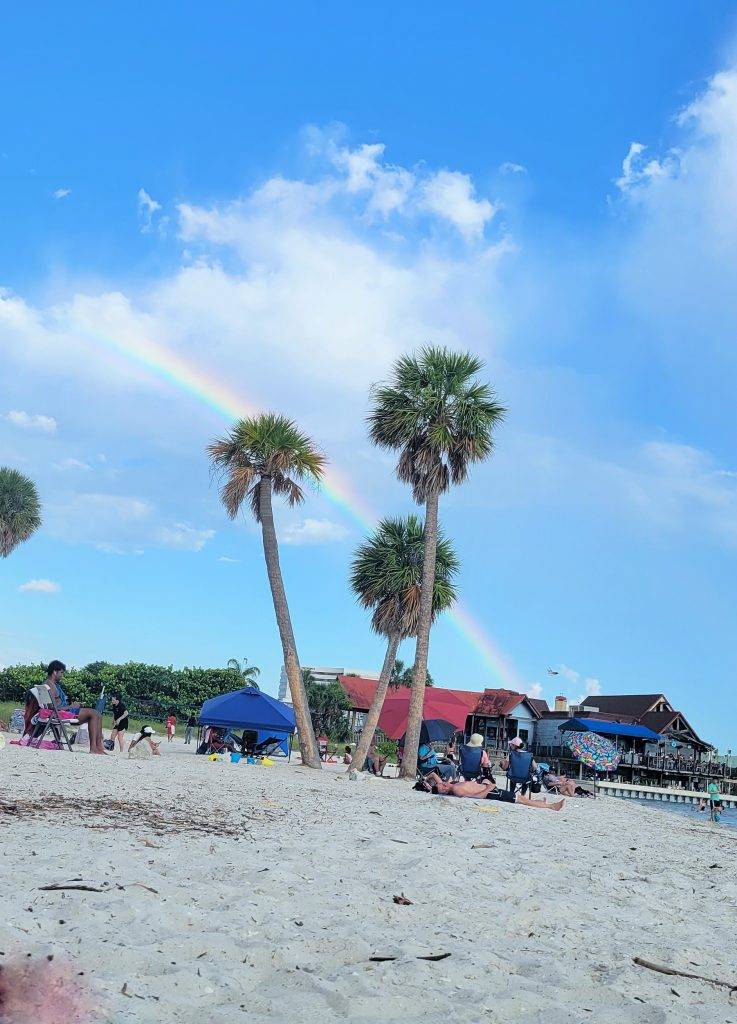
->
[127,726,161,760]
[458,732,491,780]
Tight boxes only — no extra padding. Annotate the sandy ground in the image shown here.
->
[1,738,736,1024]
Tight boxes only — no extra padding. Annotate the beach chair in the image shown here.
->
[506,749,534,796]
[28,684,78,751]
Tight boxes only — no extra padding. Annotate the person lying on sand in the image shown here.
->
[420,771,564,811]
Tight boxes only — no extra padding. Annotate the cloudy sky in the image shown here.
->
[2,3,737,747]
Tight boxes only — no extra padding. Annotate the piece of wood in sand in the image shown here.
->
[633,957,737,994]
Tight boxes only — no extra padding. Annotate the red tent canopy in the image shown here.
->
[377,689,475,739]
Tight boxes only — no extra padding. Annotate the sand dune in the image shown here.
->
[1,741,735,1023]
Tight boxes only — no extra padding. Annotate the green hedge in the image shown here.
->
[0,661,242,720]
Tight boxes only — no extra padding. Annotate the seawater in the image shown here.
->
[632,797,736,831]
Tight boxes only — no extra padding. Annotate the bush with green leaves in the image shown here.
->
[0,661,246,719]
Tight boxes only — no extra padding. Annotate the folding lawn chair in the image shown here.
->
[28,684,78,751]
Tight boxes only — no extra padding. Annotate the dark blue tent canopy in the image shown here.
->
[559,718,661,741]
[199,688,295,754]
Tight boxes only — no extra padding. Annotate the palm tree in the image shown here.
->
[208,413,325,768]
[227,657,261,689]
[0,468,41,557]
[348,515,458,774]
[369,348,505,778]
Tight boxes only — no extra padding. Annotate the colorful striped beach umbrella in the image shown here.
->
[566,731,620,771]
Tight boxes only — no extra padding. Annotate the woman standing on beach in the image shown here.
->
[109,695,129,752]
[165,714,176,743]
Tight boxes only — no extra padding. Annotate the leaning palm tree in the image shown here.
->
[227,657,261,689]
[348,515,458,775]
[0,468,41,557]
[369,348,505,778]
[208,414,324,768]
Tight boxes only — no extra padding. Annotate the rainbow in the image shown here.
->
[85,323,527,691]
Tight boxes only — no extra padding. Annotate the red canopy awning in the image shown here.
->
[377,689,474,739]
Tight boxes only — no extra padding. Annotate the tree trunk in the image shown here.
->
[348,632,400,775]
[258,476,321,769]
[399,489,439,779]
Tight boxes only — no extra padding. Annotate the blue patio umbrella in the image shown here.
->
[419,719,457,744]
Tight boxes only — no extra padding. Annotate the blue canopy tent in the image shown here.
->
[199,688,296,756]
[558,718,661,742]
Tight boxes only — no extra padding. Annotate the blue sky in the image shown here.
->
[2,4,737,748]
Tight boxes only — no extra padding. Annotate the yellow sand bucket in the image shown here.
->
[261,756,274,766]
[208,753,219,762]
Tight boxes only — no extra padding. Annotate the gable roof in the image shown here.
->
[580,694,665,718]
[473,688,541,719]
[528,698,550,716]
[638,710,709,748]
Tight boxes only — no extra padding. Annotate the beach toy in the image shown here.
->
[230,752,241,764]
[262,756,274,766]
[208,753,219,762]
[246,755,256,764]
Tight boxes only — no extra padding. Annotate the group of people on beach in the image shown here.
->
[23,661,169,758]
[412,732,597,812]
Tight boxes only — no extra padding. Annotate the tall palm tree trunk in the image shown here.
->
[258,476,321,769]
[348,632,400,775]
[399,490,439,779]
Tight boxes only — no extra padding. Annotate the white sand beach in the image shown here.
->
[1,741,736,1024]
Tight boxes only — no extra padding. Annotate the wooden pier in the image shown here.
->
[597,780,737,808]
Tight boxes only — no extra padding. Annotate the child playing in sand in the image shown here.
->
[128,726,161,759]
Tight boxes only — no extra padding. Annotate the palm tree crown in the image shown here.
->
[368,347,506,502]
[0,468,42,557]
[227,657,261,689]
[350,515,458,639]
[207,413,325,521]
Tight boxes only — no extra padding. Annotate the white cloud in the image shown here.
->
[137,188,162,232]
[281,517,349,546]
[526,682,544,699]
[218,556,240,563]
[155,522,215,552]
[615,142,673,193]
[421,170,497,240]
[19,579,60,594]
[55,457,91,471]
[584,678,601,696]
[53,188,71,199]
[556,664,580,684]
[4,410,57,434]
[499,162,527,175]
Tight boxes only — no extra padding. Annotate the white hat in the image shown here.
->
[142,727,156,736]
[467,733,484,747]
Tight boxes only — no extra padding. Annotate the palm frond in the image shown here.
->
[0,468,42,558]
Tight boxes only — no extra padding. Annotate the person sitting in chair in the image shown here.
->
[500,737,538,794]
[419,771,563,811]
[458,733,491,780]
[26,660,107,755]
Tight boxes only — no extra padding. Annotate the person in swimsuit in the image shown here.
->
[109,695,129,752]
[421,771,564,811]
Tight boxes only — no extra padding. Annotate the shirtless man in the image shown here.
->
[422,771,564,811]
[44,660,107,755]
